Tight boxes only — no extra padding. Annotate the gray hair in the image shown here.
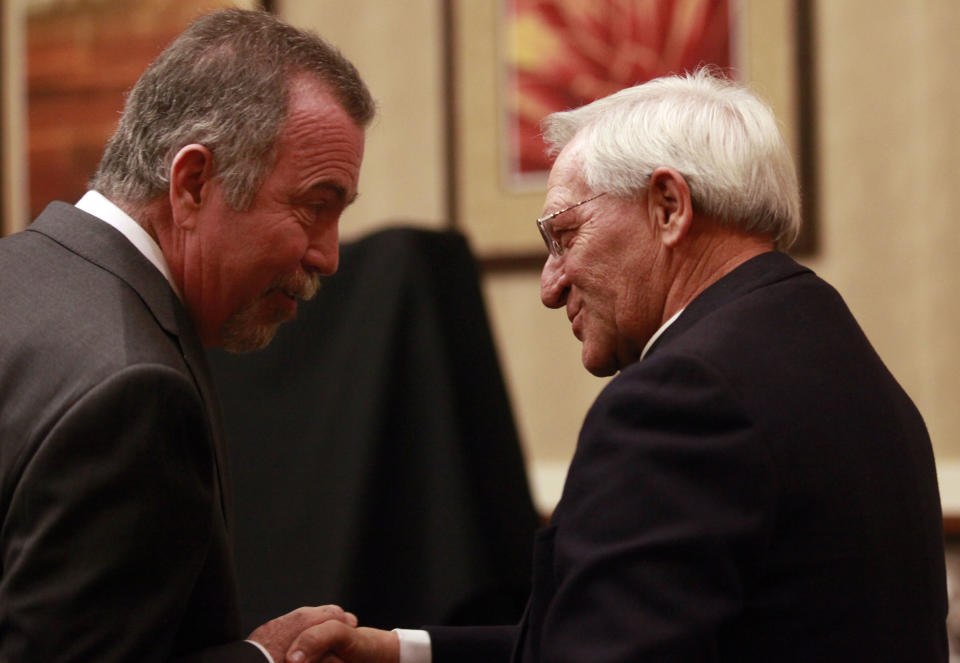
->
[543,69,800,250]
[90,9,375,210]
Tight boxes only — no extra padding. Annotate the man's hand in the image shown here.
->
[248,605,359,663]
[286,623,399,663]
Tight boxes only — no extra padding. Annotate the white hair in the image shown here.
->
[543,69,801,250]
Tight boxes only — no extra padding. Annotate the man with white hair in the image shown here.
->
[283,70,947,663]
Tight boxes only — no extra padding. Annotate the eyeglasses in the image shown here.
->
[536,192,606,257]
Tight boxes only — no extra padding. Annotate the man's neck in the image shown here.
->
[122,196,187,288]
[76,191,183,300]
[111,197,166,245]
[661,224,775,324]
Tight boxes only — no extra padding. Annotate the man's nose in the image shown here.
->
[540,255,568,309]
[302,221,339,275]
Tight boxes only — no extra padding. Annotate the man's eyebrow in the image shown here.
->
[304,181,359,206]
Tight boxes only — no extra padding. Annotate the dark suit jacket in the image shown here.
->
[429,251,947,662]
[0,203,265,662]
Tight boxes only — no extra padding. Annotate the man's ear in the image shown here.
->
[648,166,693,248]
[169,144,215,230]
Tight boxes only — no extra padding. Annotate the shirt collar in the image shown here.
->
[640,307,684,360]
[75,190,182,300]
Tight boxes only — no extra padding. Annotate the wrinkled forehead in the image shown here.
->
[545,139,589,200]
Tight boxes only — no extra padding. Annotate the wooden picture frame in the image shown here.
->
[445,0,817,268]
[1,16,6,236]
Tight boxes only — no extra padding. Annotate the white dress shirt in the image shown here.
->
[74,190,181,299]
[640,307,684,360]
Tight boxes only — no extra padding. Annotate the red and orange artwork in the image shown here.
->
[504,0,735,179]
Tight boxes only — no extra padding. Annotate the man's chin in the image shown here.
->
[221,323,281,354]
[220,307,293,354]
[219,285,316,353]
[581,346,618,377]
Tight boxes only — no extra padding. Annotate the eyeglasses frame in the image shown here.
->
[536,192,607,257]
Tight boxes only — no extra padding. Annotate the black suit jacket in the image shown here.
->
[0,203,264,662]
[430,251,947,662]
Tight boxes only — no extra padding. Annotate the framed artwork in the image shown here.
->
[18,0,259,229]
[447,0,817,264]
[506,0,734,184]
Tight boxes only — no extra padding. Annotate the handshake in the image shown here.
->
[248,605,399,663]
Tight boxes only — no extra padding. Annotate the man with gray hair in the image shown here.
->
[0,9,373,662]
[284,70,947,662]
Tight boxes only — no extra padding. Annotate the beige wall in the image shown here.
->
[806,0,960,464]
[277,0,448,240]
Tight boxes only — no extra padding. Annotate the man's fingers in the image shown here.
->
[247,604,359,663]
[287,604,355,629]
[286,620,353,663]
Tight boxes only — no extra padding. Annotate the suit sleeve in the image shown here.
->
[0,364,264,663]
[532,353,775,662]
[425,625,518,663]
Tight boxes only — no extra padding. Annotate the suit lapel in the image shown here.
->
[173,303,234,534]
[27,203,234,533]
[645,251,811,359]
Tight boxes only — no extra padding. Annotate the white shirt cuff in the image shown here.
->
[394,628,432,663]
[245,639,275,663]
